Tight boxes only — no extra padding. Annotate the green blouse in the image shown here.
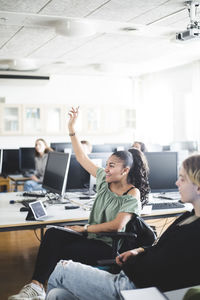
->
[87,168,141,247]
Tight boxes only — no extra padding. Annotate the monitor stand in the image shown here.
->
[50,195,69,204]
[82,175,96,196]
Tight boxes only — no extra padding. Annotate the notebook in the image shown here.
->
[46,225,83,236]
[121,287,168,300]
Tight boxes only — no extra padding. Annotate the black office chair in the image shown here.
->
[96,214,157,272]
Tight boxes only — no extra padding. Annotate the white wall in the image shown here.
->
[1,61,200,150]
[135,61,200,147]
[0,74,135,148]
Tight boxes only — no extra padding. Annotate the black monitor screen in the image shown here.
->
[66,154,90,191]
[43,152,71,196]
[50,142,72,152]
[19,147,35,172]
[145,152,178,193]
[1,149,20,175]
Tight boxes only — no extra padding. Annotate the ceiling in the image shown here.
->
[1,0,200,77]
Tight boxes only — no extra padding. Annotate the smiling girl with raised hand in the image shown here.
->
[8,107,150,300]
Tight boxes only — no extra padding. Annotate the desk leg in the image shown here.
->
[40,228,44,240]
[14,182,18,192]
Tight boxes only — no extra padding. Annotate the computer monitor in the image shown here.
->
[108,143,132,152]
[92,144,113,153]
[87,152,112,194]
[1,149,20,176]
[145,151,178,193]
[19,147,35,173]
[50,142,72,153]
[0,149,2,174]
[88,152,112,168]
[66,154,90,191]
[171,141,198,153]
[43,152,71,198]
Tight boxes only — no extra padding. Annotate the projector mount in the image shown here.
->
[176,1,200,40]
[185,0,200,29]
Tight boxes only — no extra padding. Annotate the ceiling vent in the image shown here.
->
[0,74,50,86]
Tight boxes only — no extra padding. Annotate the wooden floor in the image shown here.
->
[0,230,41,300]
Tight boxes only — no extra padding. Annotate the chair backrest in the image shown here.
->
[119,214,157,253]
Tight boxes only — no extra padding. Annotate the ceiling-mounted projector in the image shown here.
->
[176,1,200,41]
[176,28,200,40]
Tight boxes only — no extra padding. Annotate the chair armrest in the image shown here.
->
[97,258,117,266]
[96,232,137,239]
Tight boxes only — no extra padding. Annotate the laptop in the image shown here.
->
[29,200,49,221]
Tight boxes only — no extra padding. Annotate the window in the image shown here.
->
[23,106,42,134]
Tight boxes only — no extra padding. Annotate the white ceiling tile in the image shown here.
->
[0,26,55,57]
[0,25,21,48]
[87,0,164,22]
[40,0,107,18]
[0,0,200,76]
[30,34,98,59]
[0,0,48,13]
[130,0,186,25]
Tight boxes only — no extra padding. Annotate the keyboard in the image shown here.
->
[23,191,46,197]
[150,202,185,210]
[153,192,180,200]
[21,199,37,207]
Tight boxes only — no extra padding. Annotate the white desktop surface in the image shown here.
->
[0,192,90,229]
[0,192,192,230]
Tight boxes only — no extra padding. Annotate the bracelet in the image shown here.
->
[69,132,75,136]
[84,224,90,232]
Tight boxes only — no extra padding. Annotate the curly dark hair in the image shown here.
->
[128,148,150,206]
[113,149,150,206]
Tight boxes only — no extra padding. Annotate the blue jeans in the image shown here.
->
[46,260,135,300]
[24,180,43,191]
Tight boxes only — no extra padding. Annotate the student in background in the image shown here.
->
[43,154,200,300]
[23,138,53,191]
[8,107,150,300]
[132,141,147,153]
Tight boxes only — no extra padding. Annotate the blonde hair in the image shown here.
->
[182,155,200,187]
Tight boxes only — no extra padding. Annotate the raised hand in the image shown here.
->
[68,106,79,133]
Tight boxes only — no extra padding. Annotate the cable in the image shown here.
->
[34,228,41,242]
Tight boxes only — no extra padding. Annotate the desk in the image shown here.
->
[0,192,192,234]
[0,192,90,233]
[0,176,11,192]
[8,175,29,191]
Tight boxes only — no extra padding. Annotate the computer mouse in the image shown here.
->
[20,207,30,212]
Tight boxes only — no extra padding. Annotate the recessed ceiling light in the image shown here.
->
[120,27,138,32]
